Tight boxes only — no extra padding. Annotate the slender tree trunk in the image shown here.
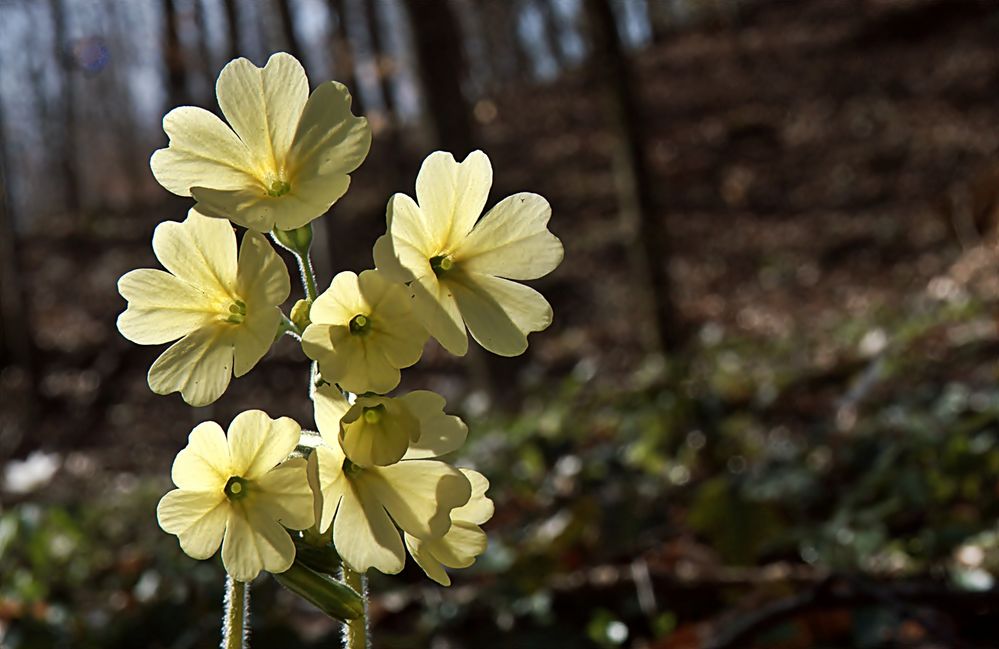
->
[193,0,218,101]
[50,0,81,215]
[162,0,190,105]
[584,0,683,354]
[0,78,38,416]
[403,0,474,156]
[327,0,365,115]
[223,0,241,60]
[646,0,674,41]
[535,0,569,70]
[363,0,397,119]
[481,0,527,90]
[274,0,303,60]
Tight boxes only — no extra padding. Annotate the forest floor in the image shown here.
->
[4,0,999,647]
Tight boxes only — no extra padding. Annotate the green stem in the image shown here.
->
[297,251,319,302]
[341,566,368,649]
[279,312,302,339]
[222,576,248,649]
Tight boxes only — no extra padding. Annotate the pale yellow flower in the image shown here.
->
[313,383,467,468]
[156,410,314,582]
[117,209,290,406]
[151,52,371,233]
[309,385,471,575]
[301,270,427,394]
[406,468,493,586]
[373,150,563,356]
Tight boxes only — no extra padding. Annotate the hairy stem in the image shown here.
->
[297,251,319,302]
[341,566,368,649]
[222,577,249,649]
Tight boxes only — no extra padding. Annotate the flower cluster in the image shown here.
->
[118,53,562,598]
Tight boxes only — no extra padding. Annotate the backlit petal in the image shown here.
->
[157,489,228,560]
[152,210,238,294]
[457,192,563,280]
[401,391,468,460]
[448,272,552,357]
[171,420,231,490]
[333,477,405,574]
[362,460,471,540]
[221,505,296,581]
[415,151,492,252]
[116,269,217,345]
[150,106,258,197]
[226,410,301,480]
[147,327,236,406]
[410,273,467,355]
[313,383,351,446]
[254,458,315,530]
[216,53,308,170]
[237,231,290,308]
[287,80,370,184]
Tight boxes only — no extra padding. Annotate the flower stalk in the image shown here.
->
[341,566,369,649]
[222,576,248,649]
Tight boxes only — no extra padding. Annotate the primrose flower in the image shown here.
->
[406,468,493,586]
[301,270,427,394]
[313,383,468,468]
[156,410,314,582]
[117,210,290,406]
[310,385,471,575]
[151,52,371,233]
[373,150,563,356]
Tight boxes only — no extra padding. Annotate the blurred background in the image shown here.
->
[3,0,999,647]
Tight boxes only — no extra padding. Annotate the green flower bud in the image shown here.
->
[290,298,312,331]
[273,562,363,621]
[272,224,314,256]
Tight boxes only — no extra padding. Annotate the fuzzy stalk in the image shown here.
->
[222,576,249,649]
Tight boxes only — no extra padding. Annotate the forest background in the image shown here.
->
[2,0,999,647]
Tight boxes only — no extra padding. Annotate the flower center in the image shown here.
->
[224,299,247,324]
[349,314,371,336]
[267,179,292,197]
[224,476,249,501]
[362,404,385,424]
[429,255,454,276]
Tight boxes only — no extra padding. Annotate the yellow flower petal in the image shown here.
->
[410,273,468,355]
[447,272,553,357]
[152,210,238,293]
[415,151,492,252]
[157,489,228,560]
[454,469,494,525]
[216,53,308,172]
[404,534,451,586]
[150,106,258,197]
[285,78,370,190]
[147,327,236,406]
[361,460,471,540]
[221,505,296,582]
[340,396,419,467]
[303,270,425,394]
[254,457,314,530]
[332,474,406,575]
[116,269,217,345]
[456,193,563,280]
[313,383,351,447]
[231,307,281,377]
[226,410,301,480]
[373,195,437,281]
[311,444,348,533]
[237,231,291,309]
[422,522,487,569]
[401,391,468,460]
[171,421,231,491]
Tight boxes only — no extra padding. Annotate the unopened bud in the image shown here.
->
[272,224,313,256]
[274,561,363,620]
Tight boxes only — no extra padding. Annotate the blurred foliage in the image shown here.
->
[3,296,999,647]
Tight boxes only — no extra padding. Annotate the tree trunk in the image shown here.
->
[274,0,303,60]
[403,0,475,156]
[50,0,80,215]
[162,0,190,105]
[584,0,683,354]
[223,0,241,61]
[327,0,364,115]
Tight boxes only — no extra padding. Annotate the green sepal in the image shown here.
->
[293,537,342,576]
[273,561,363,620]
[272,224,314,256]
